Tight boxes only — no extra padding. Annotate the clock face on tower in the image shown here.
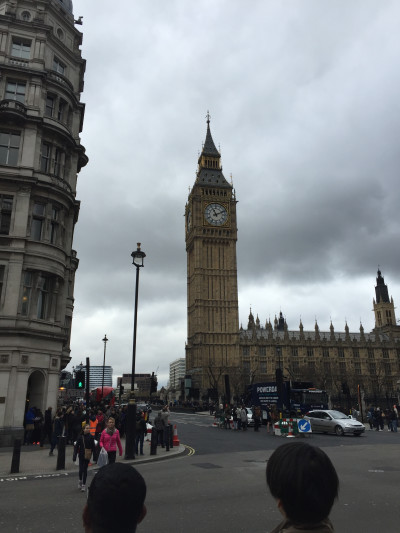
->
[204,203,228,226]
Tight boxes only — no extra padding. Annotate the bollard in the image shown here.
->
[150,428,157,456]
[56,436,66,470]
[169,424,174,448]
[10,438,22,474]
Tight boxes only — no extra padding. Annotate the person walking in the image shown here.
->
[154,411,165,447]
[24,407,35,445]
[100,417,123,464]
[135,410,147,456]
[253,405,261,432]
[42,407,53,447]
[73,423,96,492]
[49,409,65,456]
[161,406,170,446]
[240,406,248,431]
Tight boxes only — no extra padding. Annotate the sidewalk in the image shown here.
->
[0,436,186,478]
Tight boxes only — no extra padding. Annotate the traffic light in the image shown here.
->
[76,370,85,389]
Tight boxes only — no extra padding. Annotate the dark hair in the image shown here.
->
[266,442,339,525]
[87,463,146,533]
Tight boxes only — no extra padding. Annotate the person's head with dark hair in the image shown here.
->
[266,442,338,531]
[83,463,147,533]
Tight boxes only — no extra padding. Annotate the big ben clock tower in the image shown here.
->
[185,115,240,399]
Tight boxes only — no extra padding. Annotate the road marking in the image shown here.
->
[184,445,195,456]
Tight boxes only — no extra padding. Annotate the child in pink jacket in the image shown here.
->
[100,417,123,464]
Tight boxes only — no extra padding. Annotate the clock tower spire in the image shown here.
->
[185,116,240,401]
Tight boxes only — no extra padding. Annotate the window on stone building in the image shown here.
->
[377,311,382,326]
[53,57,66,75]
[242,346,249,356]
[11,39,31,59]
[0,265,4,300]
[339,361,346,374]
[307,348,314,357]
[31,203,45,240]
[243,361,250,373]
[57,99,67,122]
[382,349,389,359]
[0,132,20,166]
[5,81,26,102]
[21,11,31,21]
[259,361,266,373]
[386,310,392,319]
[292,361,299,372]
[322,347,329,358]
[354,362,361,375]
[338,347,344,358]
[45,94,55,117]
[384,362,391,376]
[37,275,51,319]
[352,348,359,358]
[54,148,64,178]
[50,206,59,245]
[323,362,331,373]
[0,195,13,235]
[369,362,376,374]
[40,142,51,173]
[291,347,298,357]
[307,361,315,372]
[259,346,266,356]
[368,348,375,359]
[21,271,33,315]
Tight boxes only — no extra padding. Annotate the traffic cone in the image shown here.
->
[287,418,295,438]
[173,424,180,446]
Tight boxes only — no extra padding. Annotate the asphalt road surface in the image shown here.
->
[1,412,399,533]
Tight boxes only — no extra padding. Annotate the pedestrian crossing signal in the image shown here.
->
[76,371,85,389]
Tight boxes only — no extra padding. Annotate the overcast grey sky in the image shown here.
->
[68,0,400,387]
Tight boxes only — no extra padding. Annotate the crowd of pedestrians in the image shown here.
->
[366,404,398,431]
[213,403,274,432]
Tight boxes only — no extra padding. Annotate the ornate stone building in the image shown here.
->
[185,120,400,406]
[0,0,87,445]
[242,271,400,405]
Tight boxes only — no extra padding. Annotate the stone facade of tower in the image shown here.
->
[185,119,240,399]
[0,0,87,445]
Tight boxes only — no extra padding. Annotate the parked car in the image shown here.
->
[304,409,365,436]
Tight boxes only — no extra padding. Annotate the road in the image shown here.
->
[1,412,399,533]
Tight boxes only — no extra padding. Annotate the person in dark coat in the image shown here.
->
[49,409,64,456]
[135,410,147,456]
[41,406,53,447]
[73,423,96,492]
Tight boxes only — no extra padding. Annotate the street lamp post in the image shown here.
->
[101,335,108,401]
[125,243,146,460]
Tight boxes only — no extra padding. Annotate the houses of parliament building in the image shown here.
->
[185,118,400,405]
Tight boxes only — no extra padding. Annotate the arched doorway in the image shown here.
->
[24,370,46,421]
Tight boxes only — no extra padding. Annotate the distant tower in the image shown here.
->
[373,269,397,331]
[0,0,87,445]
[185,115,239,399]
